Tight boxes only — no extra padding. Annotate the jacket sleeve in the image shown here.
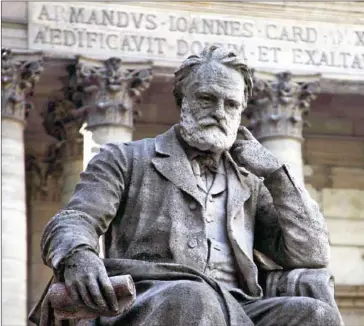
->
[41,142,131,271]
[254,164,330,269]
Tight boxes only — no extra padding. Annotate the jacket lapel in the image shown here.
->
[225,152,251,223]
[225,152,263,297]
[151,126,204,207]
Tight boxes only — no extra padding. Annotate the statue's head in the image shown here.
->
[173,45,253,153]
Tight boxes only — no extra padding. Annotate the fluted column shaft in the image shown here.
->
[1,48,43,326]
[245,71,320,181]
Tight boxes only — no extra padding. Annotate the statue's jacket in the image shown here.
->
[41,125,330,302]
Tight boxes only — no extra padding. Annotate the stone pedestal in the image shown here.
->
[1,48,43,325]
[245,71,320,181]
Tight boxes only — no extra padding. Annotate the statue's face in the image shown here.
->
[180,62,245,153]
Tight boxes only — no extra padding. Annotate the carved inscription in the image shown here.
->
[28,3,364,75]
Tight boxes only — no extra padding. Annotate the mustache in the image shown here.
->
[198,119,228,134]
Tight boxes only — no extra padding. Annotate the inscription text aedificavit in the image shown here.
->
[28,3,364,76]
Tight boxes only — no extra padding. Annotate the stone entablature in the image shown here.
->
[27,2,364,81]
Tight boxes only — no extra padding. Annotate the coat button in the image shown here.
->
[189,202,197,210]
[205,214,213,223]
[188,238,198,248]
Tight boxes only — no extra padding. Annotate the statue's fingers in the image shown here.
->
[238,126,255,140]
[98,274,119,312]
[77,280,99,311]
[65,280,81,304]
[87,279,109,311]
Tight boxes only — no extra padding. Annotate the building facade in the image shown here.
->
[2,2,364,325]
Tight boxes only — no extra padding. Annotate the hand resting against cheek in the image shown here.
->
[231,127,281,178]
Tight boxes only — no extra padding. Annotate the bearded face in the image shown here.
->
[179,62,246,153]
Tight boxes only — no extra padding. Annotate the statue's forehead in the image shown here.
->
[187,62,245,97]
[189,62,244,86]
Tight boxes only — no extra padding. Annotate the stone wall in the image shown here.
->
[304,136,364,325]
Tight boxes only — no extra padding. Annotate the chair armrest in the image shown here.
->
[262,268,345,326]
[262,268,334,299]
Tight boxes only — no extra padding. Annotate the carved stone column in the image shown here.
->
[245,71,320,181]
[25,146,63,314]
[73,56,153,167]
[66,57,153,256]
[1,48,43,325]
[42,94,86,206]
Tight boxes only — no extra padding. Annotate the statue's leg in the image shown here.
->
[242,296,341,326]
[99,280,227,326]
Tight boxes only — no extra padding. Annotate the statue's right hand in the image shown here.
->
[63,249,119,313]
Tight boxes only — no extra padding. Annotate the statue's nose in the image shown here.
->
[213,104,225,121]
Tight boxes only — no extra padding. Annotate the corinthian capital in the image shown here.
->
[245,71,320,141]
[72,56,153,130]
[1,49,44,123]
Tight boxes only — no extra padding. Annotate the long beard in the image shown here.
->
[179,110,238,153]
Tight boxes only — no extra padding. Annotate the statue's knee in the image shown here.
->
[299,298,340,326]
[165,281,225,319]
[167,281,215,304]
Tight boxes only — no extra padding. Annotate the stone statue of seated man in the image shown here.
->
[30,45,343,326]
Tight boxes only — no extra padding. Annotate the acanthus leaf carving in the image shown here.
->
[74,57,153,129]
[1,48,44,123]
[245,70,320,141]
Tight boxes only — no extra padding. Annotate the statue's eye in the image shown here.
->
[226,100,238,109]
[198,93,213,102]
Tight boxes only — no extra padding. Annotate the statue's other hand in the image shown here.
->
[63,249,119,313]
[231,127,281,178]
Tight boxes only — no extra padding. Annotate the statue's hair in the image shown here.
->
[173,45,253,109]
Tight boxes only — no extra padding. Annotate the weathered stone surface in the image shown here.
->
[1,24,27,49]
[327,219,364,246]
[2,58,40,323]
[304,137,364,168]
[329,246,364,285]
[304,183,322,207]
[307,116,354,136]
[354,119,364,136]
[322,188,364,219]
[1,48,43,123]
[73,56,153,132]
[25,147,63,202]
[340,312,364,326]
[331,167,364,190]
[246,71,319,141]
[33,46,341,326]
